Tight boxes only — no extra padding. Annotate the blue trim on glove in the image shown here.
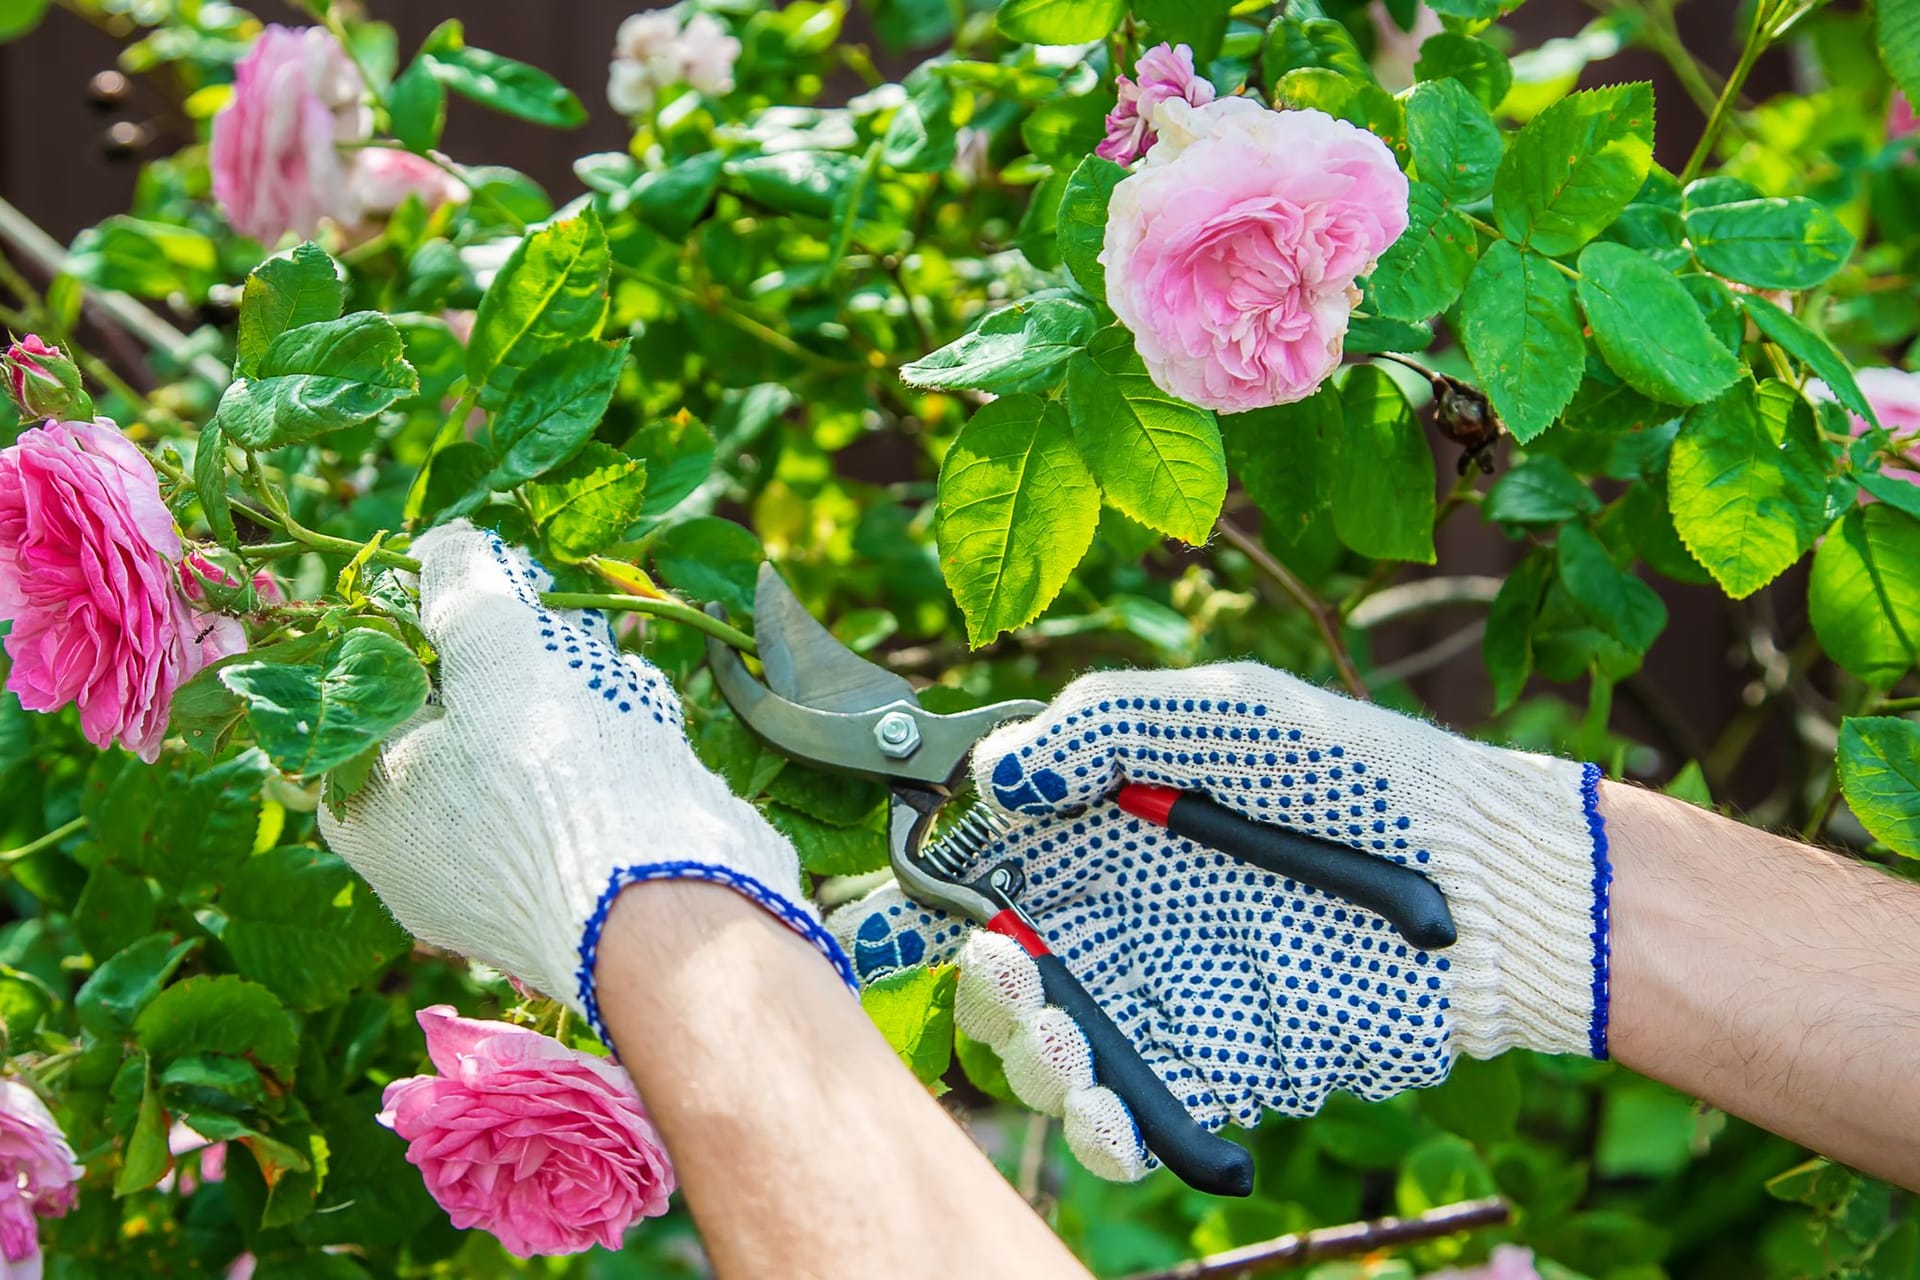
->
[1581,763,1613,1060]
[575,861,859,1049]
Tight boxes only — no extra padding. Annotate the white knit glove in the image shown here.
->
[318,522,853,1042]
[830,663,1610,1181]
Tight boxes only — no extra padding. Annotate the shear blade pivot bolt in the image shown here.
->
[874,711,921,758]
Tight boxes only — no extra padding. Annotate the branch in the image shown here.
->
[0,196,231,391]
[1213,517,1368,701]
[1346,576,1502,630]
[1124,1197,1512,1280]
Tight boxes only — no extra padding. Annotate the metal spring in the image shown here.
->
[919,799,1014,878]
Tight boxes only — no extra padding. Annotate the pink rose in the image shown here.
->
[1098,42,1217,165]
[210,25,371,245]
[1812,367,1920,489]
[1891,93,1918,142]
[1424,1245,1543,1280]
[1101,97,1409,411]
[0,1081,83,1277]
[0,420,203,762]
[179,553,281,668]
[348,149,468,222]
[379,1006,675,1257]
[1369,3,1445,94]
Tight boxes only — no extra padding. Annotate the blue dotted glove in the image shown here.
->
[829,663,1610,1181]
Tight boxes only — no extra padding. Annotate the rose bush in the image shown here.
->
[1,0,1918,1275]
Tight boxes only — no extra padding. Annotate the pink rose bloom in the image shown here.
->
[0,420,204,762]
[1101,97,1409,411]
[607,10,739,115]
[348,149,468,221]
[161,1119,228,1195]
[1369,3,1445,94]
[379,1006,675,1257]
[1424,1245,1543,1280]
[1891,93,1918,142]
[1098,42,1217,165]
[179,553,281,668]
[677,13,741,96]
[210,25,371,245]
[1812,367,1920,489]
[226,1254,255,1280]
[0,1081,83,1278]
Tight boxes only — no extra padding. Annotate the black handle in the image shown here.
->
[1030,951,1254,1197]
[1125,786,1457,950]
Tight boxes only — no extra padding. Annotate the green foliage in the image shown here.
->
[1458,240,1584,442]
[1839,717,1920,858]
[1493,84,1654,257]
[860,963,957,1085]
[218,632,431,780]
[216,314,420,449]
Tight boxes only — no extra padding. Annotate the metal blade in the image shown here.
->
[752,562,919,713]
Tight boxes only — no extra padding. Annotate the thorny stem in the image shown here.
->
[0,817,88,864]
[536,592,758,655]
[1124,1197,1512,1280]
[1214,517,1369,701]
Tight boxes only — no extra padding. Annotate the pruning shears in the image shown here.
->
[707,565,1456,1199]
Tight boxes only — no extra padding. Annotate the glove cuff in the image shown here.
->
[1442,756,1611,1061]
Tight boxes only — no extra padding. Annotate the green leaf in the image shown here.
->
[1406,77,1503,206]
[1262,18,1370,87]
[1397,1134,1497,1216]
[1273,69,1407,162]
[67,217,219,298]
[215,314,419,449]
[1219,388,1339,543]
[219,848,409,1010]
[1669,381,1829,598]
[1458,240,1584,443]
[420,20,585,128]
[75,935,197,1036]
[484,337,630,487]
[1810,505,1920,685]
[770,801,889,877]
[1738,294,1880,430]
[631,413,716,518]
[0,0,50,42]
[468,210,611,411]
[724,151,862,219]
[1839,717,1920,858]
[1420,1054,1521,1146]
[83,748,270,889]
[626,153,725,240]
[995,0,1125,44]
[937,395,1100,646]
[651,516,764,616]
[195,423,236,551]
[1576,242,1740,406]
[900,295,1096,393]
[1132,0,1227,59]
[1486,456,1600,525]
[524,442,649,564]
[389,58,447,153]
[1684,197,1856,291]
[219,631,431,780]
[73,863,154,963]
[115,1062,172,1197]
[859,963,957,1085]
[1367,183,1478,322]
[1064,327,1226,544]
[1494,83,1655,257]
[236,243,344,379]
[1057,156,1126,301]
[1329,365,1435,563]
[1879,0,1920,108]
[882,71,957,174]
[1557,523,1666,656]
[1485,547,1553,712]
[135,975,298,1076]
[1414,32,1513,113]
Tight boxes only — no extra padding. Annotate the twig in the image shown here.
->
[1679,0,1774,185]
[1124,1197,1512,1280]
[1346,576,1502,629]
[1213,517,1368,701]
[1372,621,1487,686]
[0,817,87,864]
[0,196,230,390]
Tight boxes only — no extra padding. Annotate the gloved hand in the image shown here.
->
[318,522,853,1043]
[830,663,1609,1181]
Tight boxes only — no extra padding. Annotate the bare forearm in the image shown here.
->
[593,882,1091,1280]
[1604,781,1920,1188]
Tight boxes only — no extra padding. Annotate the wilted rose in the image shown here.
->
[2,336,91,423]
[379,1005,675,1257]
[210,25,371,244]
[0,420,202,762]
[1098,42,1217,166]
[1101,97,1409,411]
